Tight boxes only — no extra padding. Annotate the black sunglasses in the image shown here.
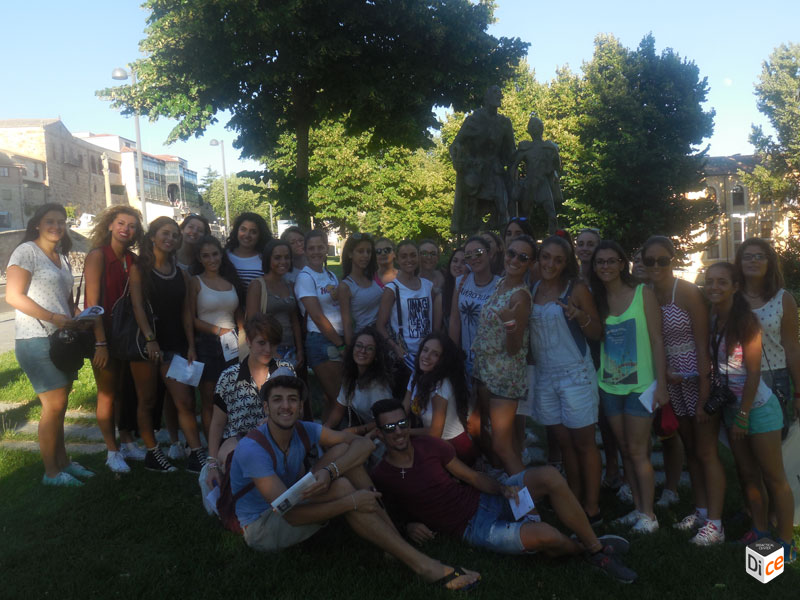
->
[643,256,671,267]
[506,248,531,263]
[375,247,394,255]
[379,418,410,433]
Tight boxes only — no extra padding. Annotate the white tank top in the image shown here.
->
[196,276,238,329]
[752,289,786,371]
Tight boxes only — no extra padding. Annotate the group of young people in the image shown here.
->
[7,203,798,588]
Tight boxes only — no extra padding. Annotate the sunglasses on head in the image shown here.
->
[643,256,671,267]
[380,418,410,433]
[506,248,531,263]
[351,232,372,241]
[509,217,528,223]
[375,247,394,255]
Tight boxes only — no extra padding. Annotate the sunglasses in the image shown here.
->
[464,248,486,260]
[509,217,528,223]
[643,256,671,267]
[595,257,621,267]
[506,248,531,263]
[375,247,394,255]
[379,418,410,433]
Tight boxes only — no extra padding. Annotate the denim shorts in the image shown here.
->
[599,388,653,418]
[16,336,77,393]
[305,331,343,368]
[275,344,298,368]
[462,471,526,554]
[723,395,784,435]
[535,363,599,428]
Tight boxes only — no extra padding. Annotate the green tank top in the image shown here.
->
[598,284,655,395]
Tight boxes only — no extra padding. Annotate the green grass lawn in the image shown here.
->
[1,350,799,598]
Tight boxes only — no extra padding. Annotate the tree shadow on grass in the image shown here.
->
[0,398,38,434]
[0,363,26,389]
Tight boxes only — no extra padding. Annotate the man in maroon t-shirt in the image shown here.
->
[370,400,638,584]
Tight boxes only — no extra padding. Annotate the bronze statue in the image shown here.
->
[511,115,562,235]
[449,86,515,234]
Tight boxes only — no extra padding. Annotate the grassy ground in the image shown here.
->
[1,350,799,598]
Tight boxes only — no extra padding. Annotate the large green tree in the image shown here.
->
[204,174,274,226]
[568,34,717,251]
[101,0,527,228]
[741,43,800,208]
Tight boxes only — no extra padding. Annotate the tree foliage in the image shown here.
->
[741,43,800,209]
[100,0,527,227]
[567,34,716,252]
[203,175,273,226]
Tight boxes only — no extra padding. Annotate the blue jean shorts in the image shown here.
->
[275,344,299,368]
[462,471,526,554]
[599,388,653,418]
[305,331,343,368]
[16,336,77,394]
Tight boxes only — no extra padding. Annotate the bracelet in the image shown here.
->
[338,344,346,352]
[329,462,340,479]
[503,319,516,328]
[323,465,336,481]
[208,464,218,470]
[580,314,591,328]
[351,493,357,512]
[145,334,156,342]
[95,341,108,347]
[734,420,748,430]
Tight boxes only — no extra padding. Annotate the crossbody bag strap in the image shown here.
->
[392,282,403,336]
[231,429,279,503]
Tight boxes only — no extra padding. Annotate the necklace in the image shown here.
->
[400,467,406,479]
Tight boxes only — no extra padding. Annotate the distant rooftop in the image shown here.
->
[704,154,759,176]
[0,118,61,128]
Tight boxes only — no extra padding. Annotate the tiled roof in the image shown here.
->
[704,154,759,176]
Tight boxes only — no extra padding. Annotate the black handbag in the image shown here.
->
[761,347,791,441]
[38,270,94,373]
[109,278,155,361]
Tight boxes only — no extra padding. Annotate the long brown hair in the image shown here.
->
[89,205,143,250]
[707,262,760,355]
[138,216,181,277]
[734,238,784,301]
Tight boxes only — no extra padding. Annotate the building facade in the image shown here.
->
[0,150,47,230]
[683,154,792,282]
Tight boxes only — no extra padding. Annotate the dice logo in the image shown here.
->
[745,538,783,584]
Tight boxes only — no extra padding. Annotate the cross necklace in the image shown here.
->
[400,468,406,479]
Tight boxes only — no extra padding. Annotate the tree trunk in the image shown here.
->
[292,85,313,230]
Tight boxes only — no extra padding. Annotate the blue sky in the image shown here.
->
[1,1,797,176]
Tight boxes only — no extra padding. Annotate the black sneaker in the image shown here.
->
[598,534,630,555]
[586,550,637,584]
[145,447,178,473]
[186,448,208,474]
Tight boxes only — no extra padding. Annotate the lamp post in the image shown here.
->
[111,67,148,226]
[209,139,230,232]
[731,212,755,245]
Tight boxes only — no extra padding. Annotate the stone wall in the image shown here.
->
[1,229,89,274]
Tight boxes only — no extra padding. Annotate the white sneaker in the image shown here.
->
[690,521,725,545]
[167,442,187,461]
[631,514,659,534]
[106,451,131,474]
[616,483,633,504]
[673,511,704,532]
[120,443,147,461]
[656,488,679,508]
[613,509,643,527]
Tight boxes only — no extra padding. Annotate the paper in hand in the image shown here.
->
[509,487,536,521]
[638,380,657,414]
[165,354,204,387]
[271,471,317,516]
[220,330,239,362]
[76,306,104,320]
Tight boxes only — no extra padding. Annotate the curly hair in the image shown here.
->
[225,212,271,253]
[89,205,144,251]
[409,332,469,430]
[341,326,393,403]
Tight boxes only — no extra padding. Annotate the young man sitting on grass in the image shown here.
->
[369,399,638,584]
[229,368,481,591]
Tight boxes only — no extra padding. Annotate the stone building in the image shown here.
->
[0,120,204,227]
[0,149,48,230]
[683,154,793,282]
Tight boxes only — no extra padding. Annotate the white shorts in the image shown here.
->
[533,361,599,429]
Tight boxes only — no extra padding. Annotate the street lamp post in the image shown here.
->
[112,67,148,226]
[209,139,230,232]
[731,212,755,245]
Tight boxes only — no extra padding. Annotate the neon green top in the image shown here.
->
[598,284,655,395]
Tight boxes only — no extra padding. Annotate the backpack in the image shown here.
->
[217,423,312,534]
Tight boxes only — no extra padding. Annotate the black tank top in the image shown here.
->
[149,262,188,354]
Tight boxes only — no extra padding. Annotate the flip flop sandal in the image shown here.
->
[437,566,480,592]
